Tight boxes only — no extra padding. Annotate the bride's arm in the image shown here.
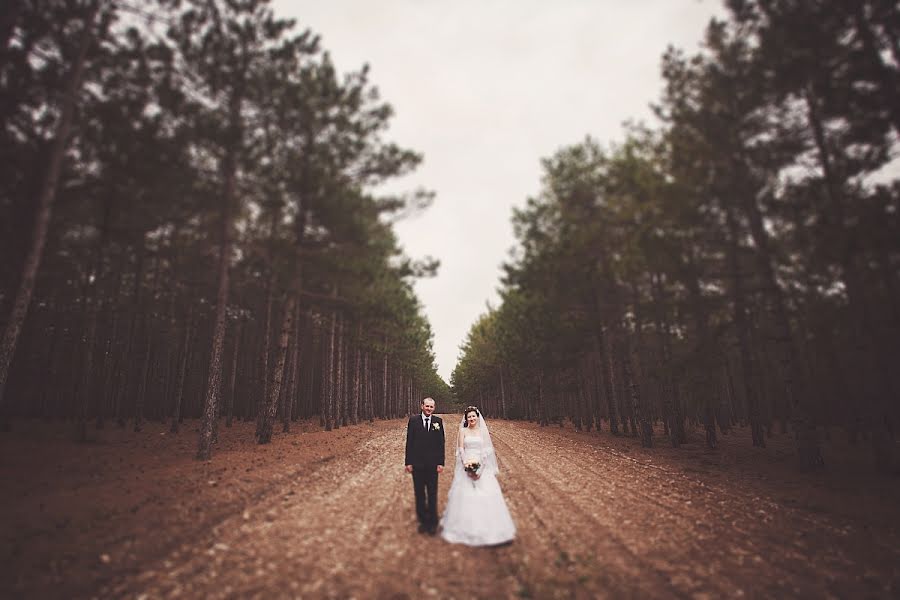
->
[457,429,465,464]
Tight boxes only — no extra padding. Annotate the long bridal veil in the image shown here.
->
[441,409,516,546]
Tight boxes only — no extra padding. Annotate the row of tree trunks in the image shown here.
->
[3,256,429,445]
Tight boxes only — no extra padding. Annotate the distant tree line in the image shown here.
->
[452,0,900,471]
[0,0,449,458]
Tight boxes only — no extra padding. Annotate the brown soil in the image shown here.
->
[1,417,899,599]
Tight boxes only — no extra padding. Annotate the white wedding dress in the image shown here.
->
[440,430,516,546]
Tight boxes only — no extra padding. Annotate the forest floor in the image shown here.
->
[1,417,899,599]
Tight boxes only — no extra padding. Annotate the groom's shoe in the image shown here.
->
[417,523,427,534]
[427,524,438,535]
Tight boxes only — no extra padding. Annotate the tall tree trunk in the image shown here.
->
[170,307,194,433]
[351,322,361,426]
[159,337,175,424]
[805,87,891,468]
[197,228,229,456]
[335,314,345,428]
[578,370,589,432]
[538,370,548,426]
[622,340,650,447]
[226,320,241,428]
[114,249,144,427]
[651,274,682,446]
[258,295,294,444]
[499,366,508,420]
[679,256,718,449]
[134,327,152,433]
[365,351,374,423]
[278,321,291,429]
[197,79,243,459]
[602,327,620,434]
[76,299,100,441]
[628,286,653,448]
[736,162,819,464]
[76,198,112,439]
[381,349,388,420]
[254,281,273,425]
[96,307,119,429]
[0,8,96,416]
[324,308,337,430]
[283,302,300,433]
[724,203,766,448]
[257,205,279,425]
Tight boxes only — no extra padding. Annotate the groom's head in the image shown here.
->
[421,397,435,416]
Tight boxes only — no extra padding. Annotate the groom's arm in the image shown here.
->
[404,417,414,470]
[437,417,445,467]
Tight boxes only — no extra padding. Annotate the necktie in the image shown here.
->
[425,418,430,431]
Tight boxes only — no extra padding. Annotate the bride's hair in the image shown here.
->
[463,406,480,427]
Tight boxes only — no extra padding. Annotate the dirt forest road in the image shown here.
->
[82,418,900,600]
[3,417,899,599]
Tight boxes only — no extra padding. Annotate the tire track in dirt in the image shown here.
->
[592,434,897,596]
[495,425,795,597]
[78,447,363,598]
[587,450,867,592]
[490,425,689,599]
[492,423,899,598]
[101,428,404,598]
[590,440,867,544]
[504,428,823,593]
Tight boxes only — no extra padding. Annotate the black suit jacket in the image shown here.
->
[405,414,445,468]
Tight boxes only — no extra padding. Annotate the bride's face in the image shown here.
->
[465,411,478,428]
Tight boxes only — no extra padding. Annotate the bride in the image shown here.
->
[440,406,516,546]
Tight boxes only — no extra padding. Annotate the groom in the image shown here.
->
[405,397,445,534]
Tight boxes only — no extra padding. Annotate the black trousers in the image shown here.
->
[412,466,438,527]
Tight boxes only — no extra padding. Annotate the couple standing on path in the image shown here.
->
[404,397,516,546]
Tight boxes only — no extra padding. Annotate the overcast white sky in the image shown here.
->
[273,1,727,382]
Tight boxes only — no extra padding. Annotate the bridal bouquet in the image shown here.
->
[464,460,481,480]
